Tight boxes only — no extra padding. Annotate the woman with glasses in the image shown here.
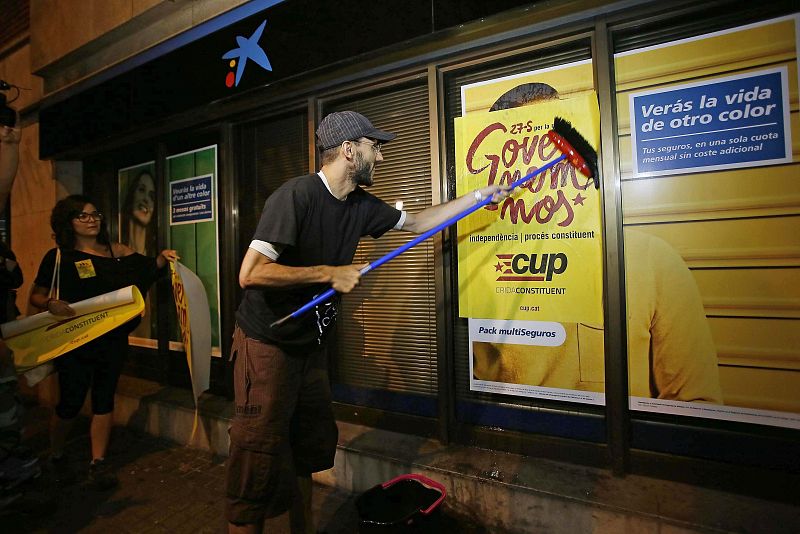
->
[29,194,178,490]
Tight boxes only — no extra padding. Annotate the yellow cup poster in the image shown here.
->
[2,286,144,373]
[455,92,603,324]
[170,261,210,402]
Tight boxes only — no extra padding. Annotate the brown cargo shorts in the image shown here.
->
[225,326,338,525]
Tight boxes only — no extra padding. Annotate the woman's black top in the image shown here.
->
[33,247,163,334]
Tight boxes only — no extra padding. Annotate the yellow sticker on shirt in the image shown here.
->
[74,259,96,279]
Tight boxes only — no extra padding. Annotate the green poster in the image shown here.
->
[166,146,221,355]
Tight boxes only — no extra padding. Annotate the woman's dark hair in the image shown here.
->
[120,170,156,255]
[50,194,110,250]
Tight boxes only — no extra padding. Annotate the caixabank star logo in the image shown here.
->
[494,252,568,282]
[222,19,273,88]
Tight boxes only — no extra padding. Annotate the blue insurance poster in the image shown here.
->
[170,174,214,224]
[629,67,792,177]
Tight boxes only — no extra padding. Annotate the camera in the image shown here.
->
[0,80,16,128]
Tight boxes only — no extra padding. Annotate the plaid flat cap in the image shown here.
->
[316,111,396,150]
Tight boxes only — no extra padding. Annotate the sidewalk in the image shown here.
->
[8,378,799,534]
[2,404,500,533]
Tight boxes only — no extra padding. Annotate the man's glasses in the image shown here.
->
[352,139,382,154]
[74,211,104,223]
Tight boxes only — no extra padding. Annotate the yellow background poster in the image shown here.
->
[459,61,606,402]
[615,15,800,427]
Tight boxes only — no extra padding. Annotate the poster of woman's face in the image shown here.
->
[118,162,157,256]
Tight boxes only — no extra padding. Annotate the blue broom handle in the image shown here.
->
[277,154,567,323]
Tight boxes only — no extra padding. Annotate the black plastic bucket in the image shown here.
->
[355,474,446,533]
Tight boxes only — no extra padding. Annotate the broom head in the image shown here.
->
[548,117,599,189]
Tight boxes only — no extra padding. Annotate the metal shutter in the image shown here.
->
[0,0,28,48]
[325,82,438,398]
[237,111,309,258]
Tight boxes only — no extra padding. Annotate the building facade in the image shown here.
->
[1,0,797,493]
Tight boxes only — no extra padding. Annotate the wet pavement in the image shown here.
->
[2,404,504,533]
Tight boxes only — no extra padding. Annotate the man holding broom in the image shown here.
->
[226,110,509,534]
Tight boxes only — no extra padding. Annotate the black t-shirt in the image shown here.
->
[33,247,162,335]
[236,173,401,350]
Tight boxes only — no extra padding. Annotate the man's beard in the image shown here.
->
[352,151,374,186]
